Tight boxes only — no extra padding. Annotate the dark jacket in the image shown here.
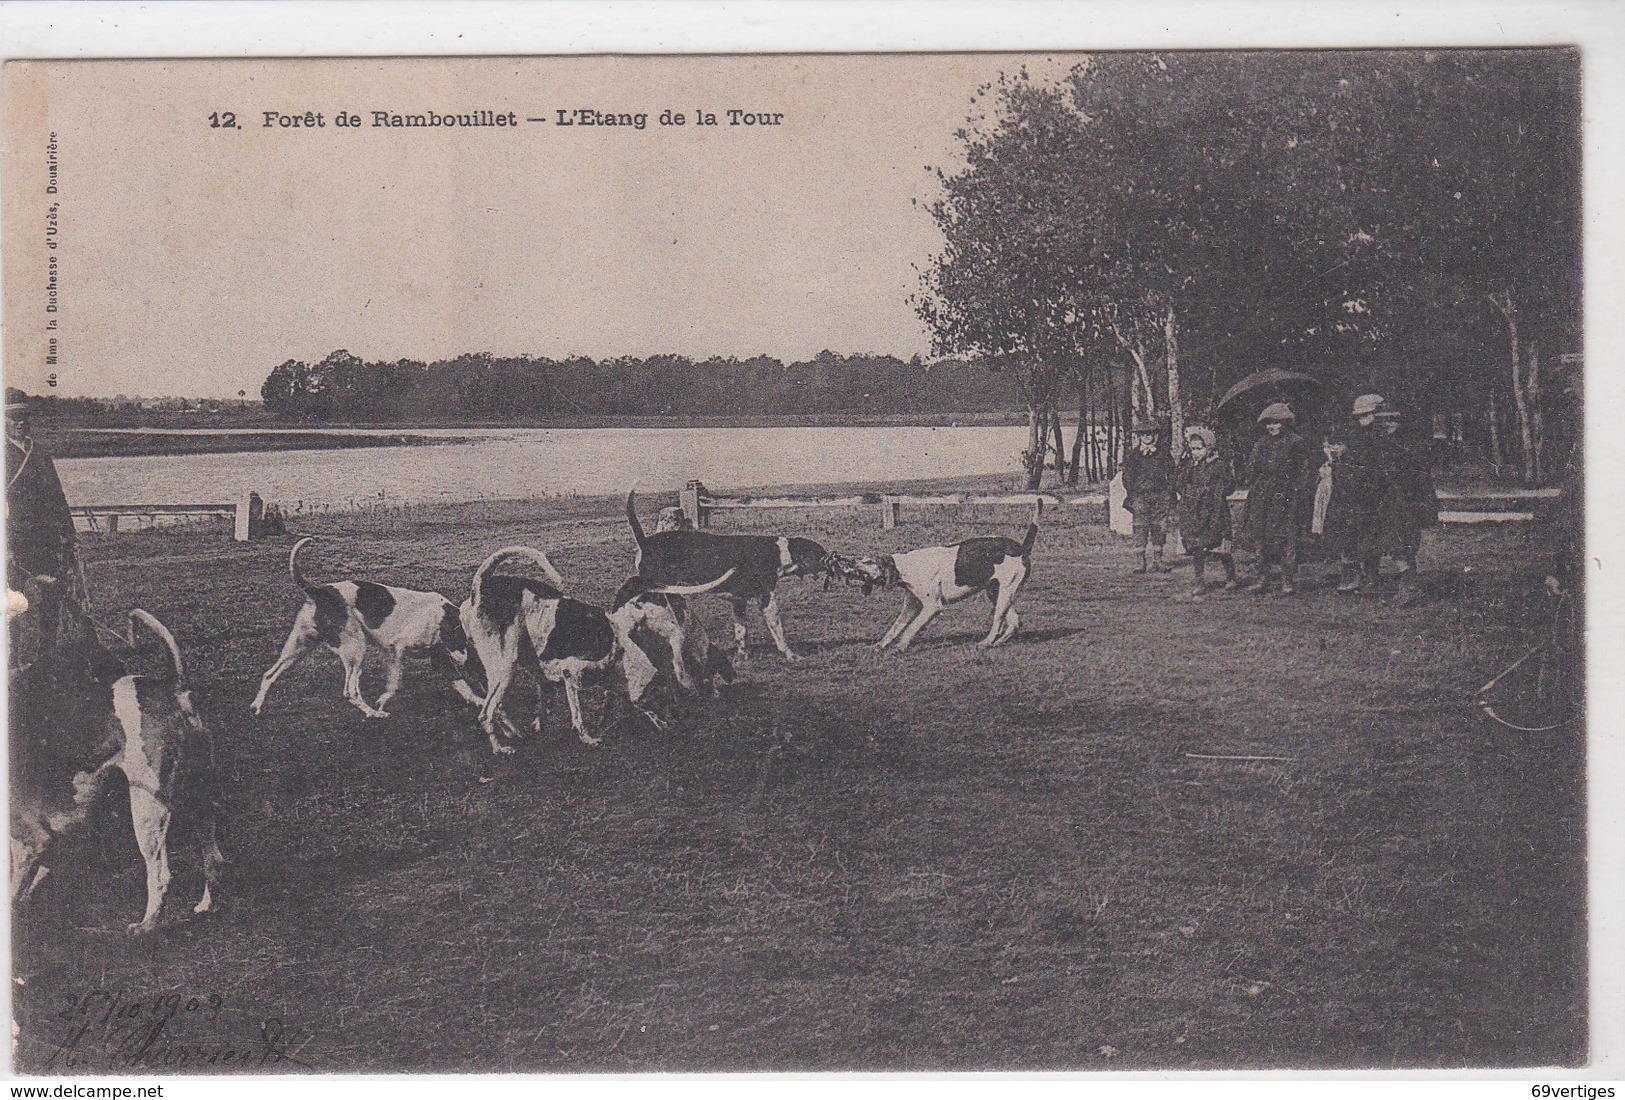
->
[1176,454,1235,551]
[6,431,85,669]
[1122,447,1175,518]
[1326,428,1393,558]
[1330,427,1437,559]
[6,434,76,589]
[1387,438,1441,554]
[1241,429,1313,549]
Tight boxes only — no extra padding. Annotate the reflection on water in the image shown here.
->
[57,426,1029,511]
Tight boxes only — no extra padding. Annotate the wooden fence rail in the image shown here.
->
[71,491,263,541]
[677,479,1560,531]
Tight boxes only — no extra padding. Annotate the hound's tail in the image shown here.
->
[128,608,186,686]
[472,546,567,607]
[1020,521,1039,558]
[288,536,324,597]
[625,489,649,552]
[612,566,737,610]
[644,566,736,597]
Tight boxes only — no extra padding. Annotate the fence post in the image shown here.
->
[882,498,900,530]
[234,491,254,542]
[681,481,706,529]
[107,513,120,535]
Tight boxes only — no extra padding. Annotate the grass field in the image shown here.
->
[10,490,1586,1073]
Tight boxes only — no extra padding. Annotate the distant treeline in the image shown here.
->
[258,350,1023,422]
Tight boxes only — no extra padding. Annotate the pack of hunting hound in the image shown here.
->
[10,474,1040,936]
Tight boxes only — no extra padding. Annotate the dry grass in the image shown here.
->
[12,493,1585,1072]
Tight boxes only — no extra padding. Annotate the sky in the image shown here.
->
[3,54,1079,399]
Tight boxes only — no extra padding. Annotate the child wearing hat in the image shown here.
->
[1176,425,1238,597]
[1240,401,1313,594]
[1122,419,1175,574]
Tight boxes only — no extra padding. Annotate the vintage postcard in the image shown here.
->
[2,46,1592,1076]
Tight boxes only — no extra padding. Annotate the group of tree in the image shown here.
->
[916,49,1580,487]
[259,349,1022,423]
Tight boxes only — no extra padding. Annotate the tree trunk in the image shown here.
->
[1049,406,1066,481]
[1165,304,1185,460]
[1112,324,1155,423]
[1024,402,1046,490]
[1487,389,1503,478]
[1527,343,1544,483]
[1490,291,1537,485]
[1093,398,1106,482]
[1068,373,1087,487]
[1105,391,1119,480]
[1121,379,1133,472]
[1084,398,1098,483]
[1129,344,1156,422]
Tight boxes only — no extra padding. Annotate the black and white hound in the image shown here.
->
[250,537,476,719]
[625,490,830,662]
[11,610,225,934]
[461,546,735,754]
[831,522,1038,652]
[609,576,738,696]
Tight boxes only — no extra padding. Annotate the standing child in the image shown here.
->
[1176,425,1238,597]
[1240,402,1313,595]
[1122,420,1175,574]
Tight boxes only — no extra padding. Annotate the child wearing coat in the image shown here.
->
[1176,425,1238,597]
[1122,420,1176,574]
[1240,402,1314,595]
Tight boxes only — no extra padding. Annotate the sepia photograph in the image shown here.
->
[0,21,1602,1077]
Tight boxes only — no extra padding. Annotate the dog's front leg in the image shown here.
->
[876,593,922,650]
[991,607,1021,647]
[194,822,226,916]
[562,675,600,746]
[979,583,1009,649]
[646,613,698,691]
[373,649,407,716]
[729,597,751,663]
[891,599,942,652]
[250,617,318,715]
[618,636,668,730]
[448,677,524,739]
[126,786,172,934]
[760,591,799,661]
[531,678,552,734]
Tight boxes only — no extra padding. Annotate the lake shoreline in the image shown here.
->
[45,412,1027,457]
[44,430,462,459]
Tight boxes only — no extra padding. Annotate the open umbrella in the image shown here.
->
[1214,368,1327,421]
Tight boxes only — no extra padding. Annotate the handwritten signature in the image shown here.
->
[45,991,311,1071]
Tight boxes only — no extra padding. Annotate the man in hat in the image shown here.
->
[1121,418,1175,574]
[1240,402,1313,594]
[6,389,86,668]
